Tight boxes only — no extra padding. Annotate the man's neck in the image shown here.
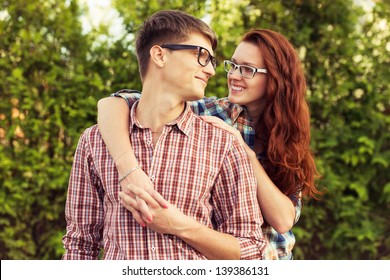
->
[136,88,185,133]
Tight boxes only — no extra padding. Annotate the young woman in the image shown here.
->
[97,29,321,259]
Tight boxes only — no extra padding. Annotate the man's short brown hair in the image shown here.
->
[135,10,218,80]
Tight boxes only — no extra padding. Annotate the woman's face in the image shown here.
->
[227,41,268,112]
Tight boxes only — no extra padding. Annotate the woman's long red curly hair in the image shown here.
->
[242,29,322,200]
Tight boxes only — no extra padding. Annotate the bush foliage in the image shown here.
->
[0,0,389,259]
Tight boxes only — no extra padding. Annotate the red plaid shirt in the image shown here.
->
[62,101,265,260]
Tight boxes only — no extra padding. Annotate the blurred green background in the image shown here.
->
[0,0,389,260]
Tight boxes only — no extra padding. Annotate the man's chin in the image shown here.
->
[187,91,205,101]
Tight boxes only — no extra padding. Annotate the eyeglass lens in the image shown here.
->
[198,47,217,69]
[225,61,254,78]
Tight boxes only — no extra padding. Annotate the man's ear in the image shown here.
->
[149,45,165,68]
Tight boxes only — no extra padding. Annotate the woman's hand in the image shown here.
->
[119,168,168,226]
[119,184,189,235]
[200,116,248,150]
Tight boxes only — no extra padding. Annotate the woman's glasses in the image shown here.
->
[224,60,267,79]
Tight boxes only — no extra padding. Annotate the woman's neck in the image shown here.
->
[245,100,265,125]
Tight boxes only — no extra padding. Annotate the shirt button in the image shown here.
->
[151,247,156,252]
[146,140,151,145]
[150,175,155,182]
[249,127,253,131]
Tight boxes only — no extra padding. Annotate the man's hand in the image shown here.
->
[119,184,188,235]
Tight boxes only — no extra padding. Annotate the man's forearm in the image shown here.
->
[176,216,241,260]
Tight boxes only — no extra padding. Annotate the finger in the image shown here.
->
[122,183,137,195]
[201,118,230,130]
[118,192,146,225]
[200,115,224,124]
[119,199,147,227]
[200,117,243,143]
[207,121,234,133]
[147,189,169,209]
[135,195,153,222]
[203,118,236,133]
[199,115,217,123]
[119,191,138,208]
[125,182,167,209]
[140,213,154,225]
[131,187,161,209]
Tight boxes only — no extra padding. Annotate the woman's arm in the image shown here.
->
[97,97,164,222]
[200,116,295,233]
[246,151,295,233]
[97,97,136,171]
[119,184,241,260]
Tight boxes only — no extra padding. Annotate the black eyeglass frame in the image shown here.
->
[160,44,217,69]
[224,60,267,79]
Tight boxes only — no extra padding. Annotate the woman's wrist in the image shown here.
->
[115,155,139,176]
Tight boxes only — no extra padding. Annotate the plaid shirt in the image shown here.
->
[113,90,302,260]
[62,100,265,260]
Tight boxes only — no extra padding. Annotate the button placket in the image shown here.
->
[149,127,170,190]
[146,229,158,259]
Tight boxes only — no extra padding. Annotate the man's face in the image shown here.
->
[161,33,216,101]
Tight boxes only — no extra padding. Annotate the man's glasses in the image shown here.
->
[224,60,267,79]
[160,44,217,69]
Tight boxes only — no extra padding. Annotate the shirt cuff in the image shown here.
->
[237,237,266,260]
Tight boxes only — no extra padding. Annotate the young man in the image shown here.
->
[62,10,265,260]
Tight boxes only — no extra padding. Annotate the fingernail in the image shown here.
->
[147,216,153,222]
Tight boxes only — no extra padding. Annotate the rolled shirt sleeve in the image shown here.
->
[212,138,266,259]
[62,128,104,260]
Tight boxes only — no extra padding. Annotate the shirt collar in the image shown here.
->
[230,103,245,123]
[230,103,254,126]
[129,101,193,137]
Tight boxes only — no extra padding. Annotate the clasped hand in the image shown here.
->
[119,170,188,235]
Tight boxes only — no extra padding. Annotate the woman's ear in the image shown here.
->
[149,45,165,68]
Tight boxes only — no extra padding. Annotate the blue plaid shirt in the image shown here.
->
[112,89,302,260]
